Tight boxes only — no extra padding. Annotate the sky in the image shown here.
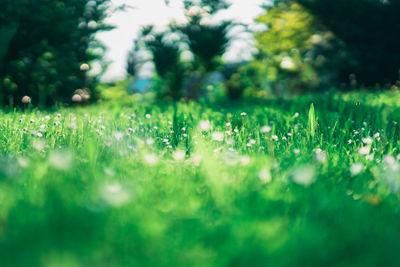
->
[97,0,267,80]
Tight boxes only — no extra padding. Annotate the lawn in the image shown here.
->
[1,90,400,266]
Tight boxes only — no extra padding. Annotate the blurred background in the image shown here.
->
[1,0,400,107]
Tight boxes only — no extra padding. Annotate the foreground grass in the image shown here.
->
[1,91,400,266]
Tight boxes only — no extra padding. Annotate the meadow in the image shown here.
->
[1,90,400,266]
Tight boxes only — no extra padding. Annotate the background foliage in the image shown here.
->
[0,0,111,107]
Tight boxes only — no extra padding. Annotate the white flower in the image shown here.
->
[362,137,373,144]
[293,149,300,155]
[259,169,272,183]
[173,150,186,161]
[192,154,203,166]
[212,132,224,142]
[145,114,151,119]
[240,112,247,116]
[350,163,363,176]
[271,135,278,141]
[292,165,315,186]
[358,146,370,155]
[114,132,124,141]
[144,154,158,166]
[68,123,77,130]
[198,120,210,131]
[315,149,327,163]
[49,151,73,170]
[239,156,251,166]
[146,138,155,145]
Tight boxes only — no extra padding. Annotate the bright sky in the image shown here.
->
[97,0,267,80]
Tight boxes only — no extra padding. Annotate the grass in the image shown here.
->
[1,90,400,266]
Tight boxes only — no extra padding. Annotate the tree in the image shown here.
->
[173,0,233,98]
[297,0,400,86]
[0,0,112,107]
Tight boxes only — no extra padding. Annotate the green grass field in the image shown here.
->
[1,91,400,266]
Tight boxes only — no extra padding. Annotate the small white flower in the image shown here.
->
[146,138,155,145]
[292,165,315,186]
[271,135,278,141]
[259,169,272,183]
[114,132,124,141]
[350,163,363,176]
[358,146,370,155]
[173,150,186,161]
[362,137,373,144]
[240,112,247,116]
[145,114,151,119]
[293,149,300,155]
[239,156,251,166]
[68,123,77,130]
[212,132,224,142]
[261,126,272,133]
[198,120,210,131]
[144,154,158,166]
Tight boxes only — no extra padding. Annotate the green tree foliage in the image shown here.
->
[255,1,321,93]
[297,0,400,86]
[174,1,233,98]
[0,0,111,107]
[140,26,185,101]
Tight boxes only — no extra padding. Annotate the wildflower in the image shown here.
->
[350,163,364,176]
[198,120,210,131]
[261,126,272,133]
[173,150,186,161]
[146,138,155,145]
[68,123,77,130]
[226,122,231,127]
[259,169,272,183]
[17,157,30,168]
[293,112,300,118]
[315,149,327,163]
[358,146,370,155]
[114,132,124,141]
[240,112,247,116]
[212,132,224,142]
[30,119,35,123]
[239,156,250,166]
[39,124,46,132]
[271,135,278,141]
[292,165,315,186]
[192,154,202,166]
[293,149,300,155]
[144,154,158,166]
[49,151,72,170]
[362,137,373,144]
[33,140,45,150]
[145,114,151,119]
